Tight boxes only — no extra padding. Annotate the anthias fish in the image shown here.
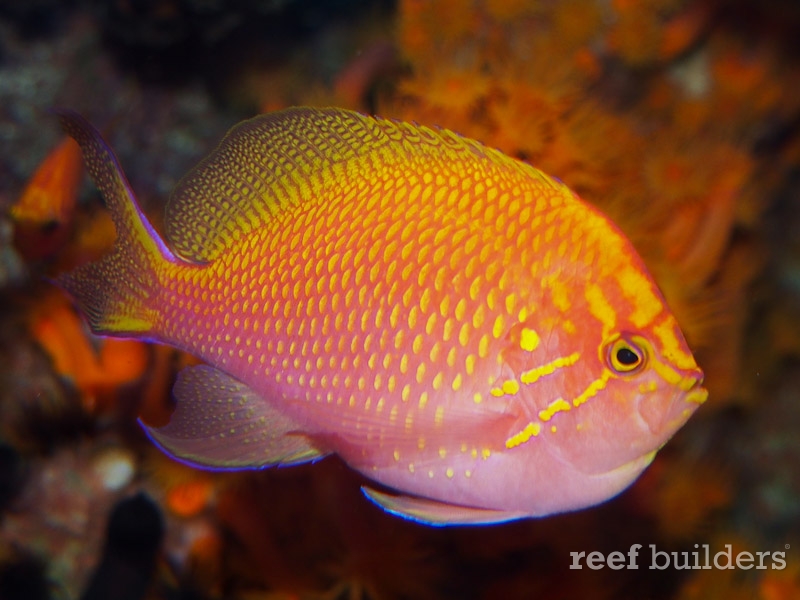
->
[57,107,707,525]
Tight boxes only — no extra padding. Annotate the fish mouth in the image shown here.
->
[685,386,709,405]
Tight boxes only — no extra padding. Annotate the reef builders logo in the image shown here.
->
[570,544,787,570]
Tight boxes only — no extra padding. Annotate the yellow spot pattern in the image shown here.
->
[520,327,540,352]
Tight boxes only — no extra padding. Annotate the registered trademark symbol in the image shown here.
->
[786,544,791,550]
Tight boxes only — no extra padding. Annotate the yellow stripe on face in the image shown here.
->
[505,422,541,449]
[538,398,571,422]
[585,282,616,335]
[615,265,663,328]
[571,370,612,407]
[652,316,698,370]
[650,356,701,391]
[520,352,580,385]
[490,352,581,398]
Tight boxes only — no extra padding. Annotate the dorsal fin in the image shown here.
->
[165,107,383,262]
[165,106,546,263]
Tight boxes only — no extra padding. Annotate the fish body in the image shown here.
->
[57,107,707,525]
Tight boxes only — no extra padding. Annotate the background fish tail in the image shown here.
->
[55,110,172,336]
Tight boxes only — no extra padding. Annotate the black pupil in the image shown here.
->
[616,347,640,366]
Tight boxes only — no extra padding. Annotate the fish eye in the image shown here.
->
[606,335,646,374]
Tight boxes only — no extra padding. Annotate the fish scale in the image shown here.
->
[56,107,707,525]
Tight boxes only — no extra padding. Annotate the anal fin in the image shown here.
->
[362,487,529,526]
[142,365,324,470]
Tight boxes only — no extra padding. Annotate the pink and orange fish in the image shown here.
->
[56,107,707,525]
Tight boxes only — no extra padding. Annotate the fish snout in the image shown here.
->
[681,369,708,407]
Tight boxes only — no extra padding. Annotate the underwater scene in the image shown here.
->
[1,0,799,598]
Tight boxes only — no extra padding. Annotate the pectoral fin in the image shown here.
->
[361,487,529,526]
[143,365,324,470]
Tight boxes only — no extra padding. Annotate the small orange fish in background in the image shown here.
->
[10,136,83,260]
[30,291,149,414]
[56,107,707,525]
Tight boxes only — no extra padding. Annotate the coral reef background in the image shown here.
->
[1,0,799,598]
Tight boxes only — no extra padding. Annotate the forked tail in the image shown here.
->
[55,110,175,337]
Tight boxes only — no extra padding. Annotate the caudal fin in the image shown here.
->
[55,110,174,336]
